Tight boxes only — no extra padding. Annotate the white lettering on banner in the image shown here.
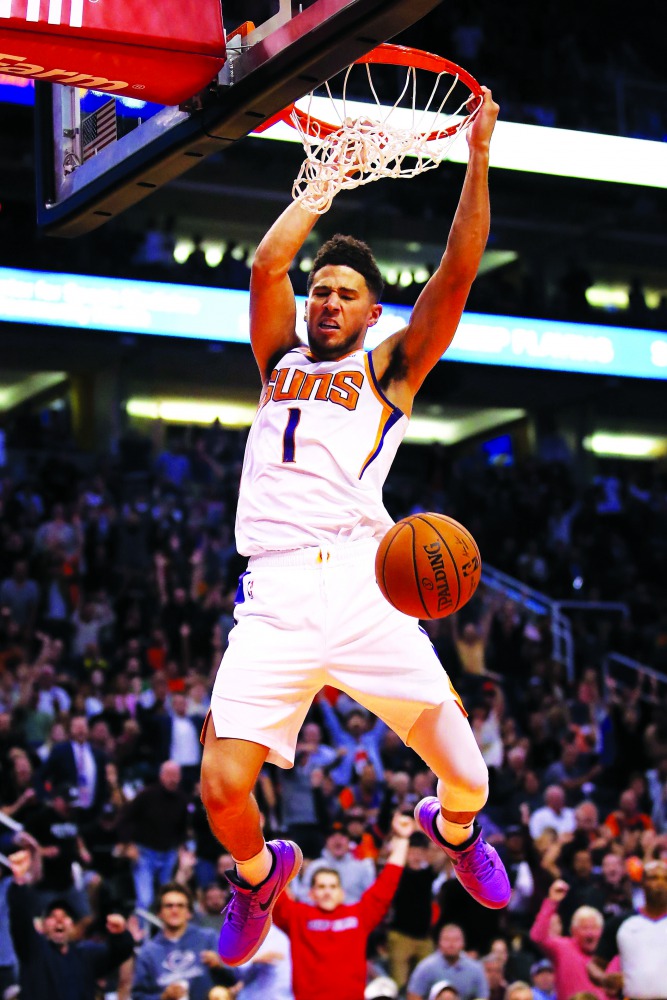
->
[1,0,84,27]
[454,322,511,354]
[306,916,360,932]
[651,340,667,367]
[511,327,614,364]
[0,52,128,90]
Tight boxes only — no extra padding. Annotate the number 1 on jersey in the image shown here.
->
[282,407,301,463]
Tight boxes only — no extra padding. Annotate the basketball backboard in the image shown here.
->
[31,0,445,236]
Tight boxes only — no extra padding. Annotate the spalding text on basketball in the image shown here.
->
[423,541,453,613]
[0,52,128,91]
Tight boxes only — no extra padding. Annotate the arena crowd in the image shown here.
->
[0,423,667,1000]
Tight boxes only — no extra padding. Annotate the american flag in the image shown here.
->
[81,99,117,161]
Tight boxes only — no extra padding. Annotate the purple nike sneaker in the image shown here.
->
[218,840,303,965]
[414,796,510,909]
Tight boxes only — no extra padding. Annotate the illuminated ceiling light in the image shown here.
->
[585,285,629,309]
[299,257,313,272]
[405,408,526,445]
[126,397,257,426]
[405,417,457,444]
[406,242,422,253]
[413,266,430,284]
[231,245,247,261]
[385,267,399,284]
[173,238,194,264]
[256,105,667,189]
[584,433,667,458]
[203,243,223,267]
[0,372,67,410]
[398,270,413,287]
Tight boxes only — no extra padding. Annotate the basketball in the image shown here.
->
[375,512,482,619]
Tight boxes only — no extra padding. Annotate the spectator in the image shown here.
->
[7,848,134,1000]
[543,740,601,808]
[70,596,115,662]
[0,859,19,1000]
[317,696,387,785]
[0,560,40,637]
[35,664,71,717]
[603,787,654,839]
[427,985,461,1000]
[279,726,335,860]
[40,714,109,819]
[234,923,294,1000]
[132,881,236,1000]
[365,977,399,999]
[386,831,438,989]
[587,857,667,998]
[406,923,489,1000]
[530,958,555,1000]
[119,760,190,913]
[194,883,228,934]
[528,786,576,841]
[273,814,414,1000]
[528,879,605,999]
[25,782,94,921]
[155,692,205,792]
[505,984,533,1000]
[481,952,507,1000]
[295,821,375,904]
[501,824,535,925]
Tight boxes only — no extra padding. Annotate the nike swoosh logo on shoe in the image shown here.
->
[258,885,278,912]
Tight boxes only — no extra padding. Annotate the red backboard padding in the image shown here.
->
[0,0,226,104]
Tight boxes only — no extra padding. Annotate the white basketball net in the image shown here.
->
[292,60,482,214]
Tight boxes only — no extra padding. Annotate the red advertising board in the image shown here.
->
[0,0,226,104]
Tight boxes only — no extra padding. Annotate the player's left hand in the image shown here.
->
[466,86,499,151]
[106,914,127,934]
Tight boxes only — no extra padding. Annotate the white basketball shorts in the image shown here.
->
[205,539,464,767]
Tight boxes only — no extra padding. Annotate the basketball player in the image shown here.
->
[201,86,510,967]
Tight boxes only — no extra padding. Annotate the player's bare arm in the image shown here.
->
[249,198,321,380]
[372,87,499,414]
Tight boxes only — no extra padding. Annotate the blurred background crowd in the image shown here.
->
[0,423,666,999]
[0,0,665,996]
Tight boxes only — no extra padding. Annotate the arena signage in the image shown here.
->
[0,266,665,380]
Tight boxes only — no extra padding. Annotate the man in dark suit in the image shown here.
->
[150,693,205,793]
[40,715,109,820]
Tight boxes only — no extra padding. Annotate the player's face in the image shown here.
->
[305,265,382,359]
[310,873,345,911]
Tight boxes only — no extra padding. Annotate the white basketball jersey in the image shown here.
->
[236,346,409,555]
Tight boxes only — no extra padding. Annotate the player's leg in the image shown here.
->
[408,700,510,909]
[200,723,268,862]
[325,548,509,909]
[408,699,488,841]
[200,722,303,965]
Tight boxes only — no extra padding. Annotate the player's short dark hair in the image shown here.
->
[308,234,384,302]
[310,866,342,888]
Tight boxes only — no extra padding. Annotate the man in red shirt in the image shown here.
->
[273,814,414,1000]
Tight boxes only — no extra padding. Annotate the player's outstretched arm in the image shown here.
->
[250,198,321,381]
[374,87,499,404]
